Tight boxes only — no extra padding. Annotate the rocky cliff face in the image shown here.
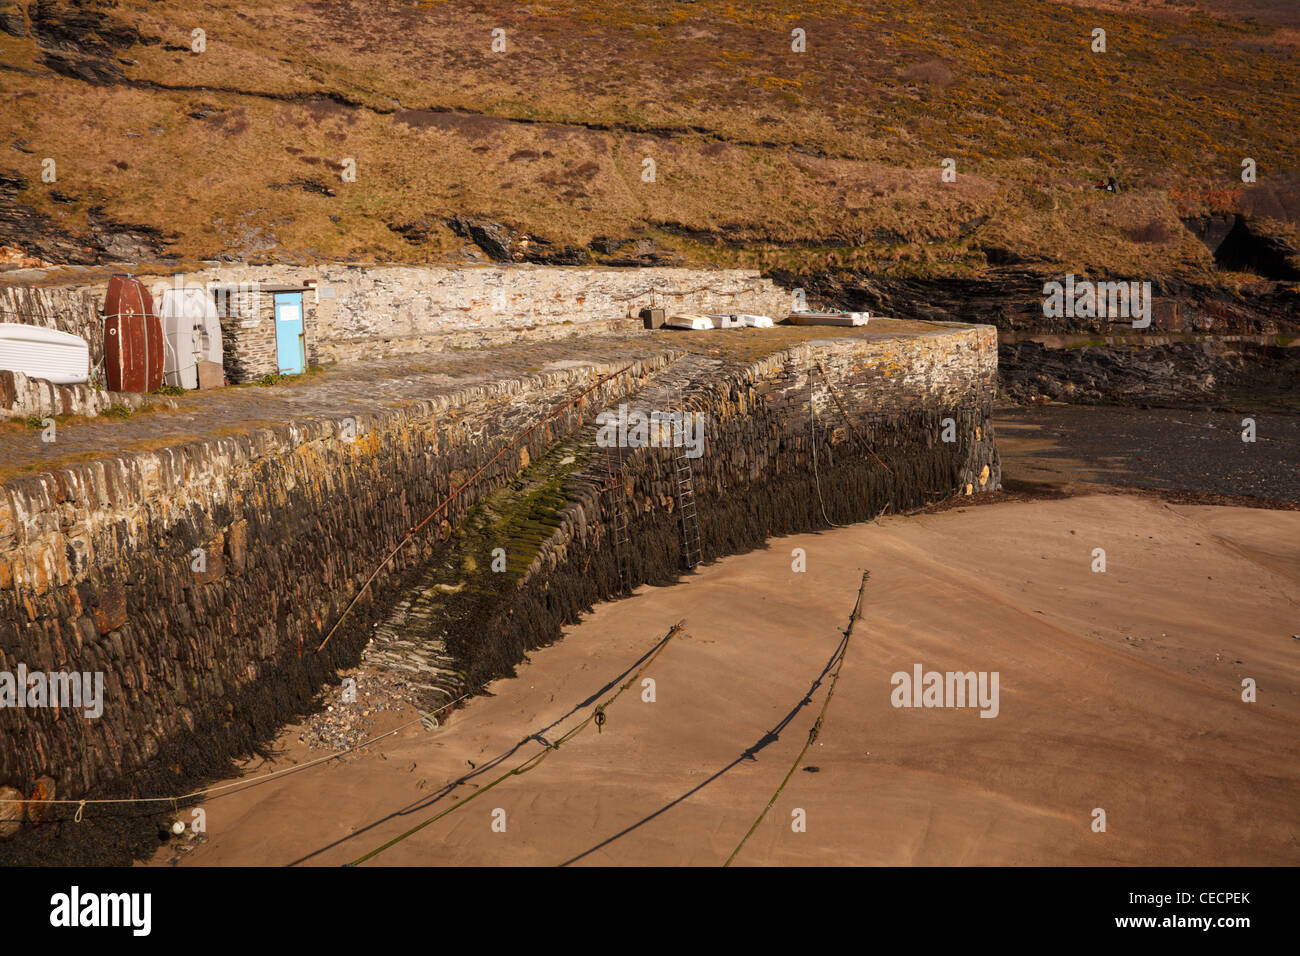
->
[770,267,1300,337]
[999,340,1300,409]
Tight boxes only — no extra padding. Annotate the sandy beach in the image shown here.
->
[148,493,1300,867]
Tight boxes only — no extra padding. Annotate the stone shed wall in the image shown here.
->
[214,285,322,383]
[194,263,791,371]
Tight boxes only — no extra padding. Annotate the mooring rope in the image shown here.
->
[607,284,748,303]
[346,620,685,866]
[723,571,869,866]
[812,359,891,474]
[315,360,639,652]
[807,348,844,529]
[0,307,68,320]
[0,693,469,816]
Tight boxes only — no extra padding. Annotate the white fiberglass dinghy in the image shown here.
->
[0,322,91,384]
[159,287,223,389]
[663,313,716,330]
[707,313,775,329]
[787,309,870,327]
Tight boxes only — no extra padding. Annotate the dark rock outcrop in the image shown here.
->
[767,267,1300,336]
[1182,213,1239,255]
[1,2,28,37]
[1214,217,1300,281]
[39,50,122,84]
[386,216,437,243]
[0,172,174,264]
[999,339,1300,408]
[29,0,141,53]
[84,206,173,262]
[0,171,99,265]
[448,215,514,261]
[26,0,144,86]
[513,235,589,266]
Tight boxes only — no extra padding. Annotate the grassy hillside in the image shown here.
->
[0,0,1297,278]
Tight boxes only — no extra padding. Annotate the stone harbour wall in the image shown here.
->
[0,323,997,863]
[428,327,1000,699]
[0,353,669,861]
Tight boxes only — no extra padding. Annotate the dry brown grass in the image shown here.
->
[0,0,1296,278]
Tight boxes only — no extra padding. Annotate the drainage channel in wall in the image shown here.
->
[360,430,599,711]
[354,357,716,712]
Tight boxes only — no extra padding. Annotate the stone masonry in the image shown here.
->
[0,265,793,390]
[0,320,998,862]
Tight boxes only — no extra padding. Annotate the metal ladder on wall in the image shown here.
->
[603,443,632,593]
[674,388,704,570]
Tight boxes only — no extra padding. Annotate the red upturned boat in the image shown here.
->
[104,275,163,393]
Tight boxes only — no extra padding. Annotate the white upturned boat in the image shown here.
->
[787,309,870,327]
[160,288,223,389]
[663,313,716,330]
[0,322,91,384]
[707,313,775,329]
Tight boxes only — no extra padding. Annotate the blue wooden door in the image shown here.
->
[274,292,305,375]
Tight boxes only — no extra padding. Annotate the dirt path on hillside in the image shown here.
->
[147,493,1300,867]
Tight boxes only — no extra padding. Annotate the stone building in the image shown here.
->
[1,263,793,390]
[196,263,791,370]
[209,277,321,383]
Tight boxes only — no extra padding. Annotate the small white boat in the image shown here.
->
[707,313,775,329]
[787,309,870,327]
[160,290,197,389]
[0,322,90,384]
[664,313,716,331]
[160,288,223,389]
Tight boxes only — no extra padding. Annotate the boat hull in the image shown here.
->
[105,275,164,393]
[0,323,91,385]
[160,287,223,390]
[787,311,870,327]
[664,313,716,330]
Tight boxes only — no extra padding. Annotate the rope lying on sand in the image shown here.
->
[0,693,470,821]
[723,571,869,866]
[316,360,639,653]
[346,620,686,866]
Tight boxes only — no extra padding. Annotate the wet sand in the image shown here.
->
[150,494,1300,867]
[996,403,1300,503]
